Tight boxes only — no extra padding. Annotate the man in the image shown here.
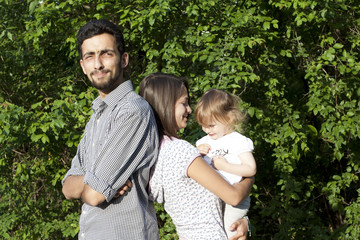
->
[62,19,159,239]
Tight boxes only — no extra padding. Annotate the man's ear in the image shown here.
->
[121,52,129,68]
[80,59,87,74]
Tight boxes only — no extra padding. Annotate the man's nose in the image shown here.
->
[94,55,104,70]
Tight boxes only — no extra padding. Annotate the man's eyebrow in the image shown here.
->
[82,49,116,57]
[83,51,93,56]
[101,49,116,54]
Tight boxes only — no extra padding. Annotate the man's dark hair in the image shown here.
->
[77,19,126,58]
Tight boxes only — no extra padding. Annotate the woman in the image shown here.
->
[139,72,253,240]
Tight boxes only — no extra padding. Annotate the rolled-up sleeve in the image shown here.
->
[83,106,158,202]
[62,137,87,185]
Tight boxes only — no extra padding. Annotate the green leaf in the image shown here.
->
[29,1,37,13]
[333,43,344,49]
[7,31,12,41]
[307,125,318,135]
[199,55,207,61]
[247,107,255,117]
[263,21,270,30]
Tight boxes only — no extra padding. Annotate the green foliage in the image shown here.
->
[155,203,178,240]
[1,0,359,239]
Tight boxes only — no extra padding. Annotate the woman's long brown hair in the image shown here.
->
[139,72,189,140]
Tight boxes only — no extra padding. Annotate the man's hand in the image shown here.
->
[228,217,248,240]
[114,179,133,198]
[197,143,211,155]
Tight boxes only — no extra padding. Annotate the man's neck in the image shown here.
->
[99,78,124,100]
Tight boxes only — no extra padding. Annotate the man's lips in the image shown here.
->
[92,70,109,77]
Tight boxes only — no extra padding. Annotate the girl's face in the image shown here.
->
[201,118,232,140]
[175,90,192,130]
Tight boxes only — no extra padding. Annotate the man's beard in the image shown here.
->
[90,68,122,93]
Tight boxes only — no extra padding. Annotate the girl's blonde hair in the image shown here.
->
[195,89,246,131]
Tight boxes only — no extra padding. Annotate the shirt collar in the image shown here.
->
[92,80,134,111]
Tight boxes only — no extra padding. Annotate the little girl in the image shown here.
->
[195,89,257,238]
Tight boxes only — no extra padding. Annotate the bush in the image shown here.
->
[1,0,359,239]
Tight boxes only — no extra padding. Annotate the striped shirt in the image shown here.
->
[62,80,159,240]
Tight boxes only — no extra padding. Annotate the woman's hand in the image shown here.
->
[228,217,248,240]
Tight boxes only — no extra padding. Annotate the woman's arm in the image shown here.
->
[187,156,254,206]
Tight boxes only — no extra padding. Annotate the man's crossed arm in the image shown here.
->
[62,176,132,206]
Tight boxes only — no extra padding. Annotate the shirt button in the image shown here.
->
[80,233,85,238]
[83,211,87,214]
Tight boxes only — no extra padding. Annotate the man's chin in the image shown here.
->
[90,74,123,93]
[91,80,113,91]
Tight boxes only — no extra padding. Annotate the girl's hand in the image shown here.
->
[212,155,228,171]
[197,144,211,155]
